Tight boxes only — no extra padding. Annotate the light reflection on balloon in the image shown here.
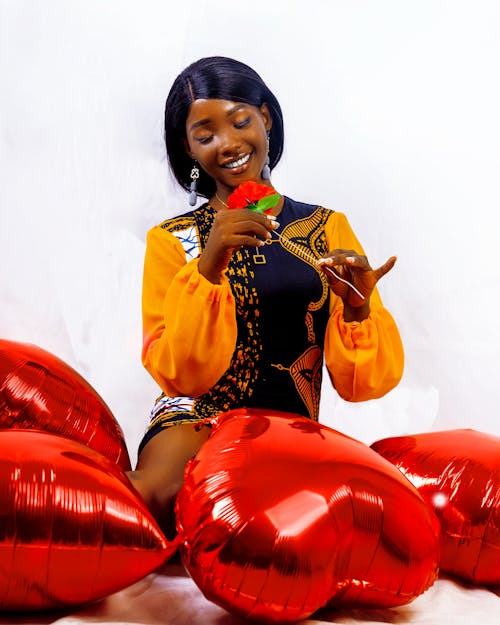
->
[371,429,500,586]
[0,338,130,470]
[0,429,173,610]
[176,409,440,624]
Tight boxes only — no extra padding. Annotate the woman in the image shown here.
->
[128,56,404,535]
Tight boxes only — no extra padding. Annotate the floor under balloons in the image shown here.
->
[1,563,498,625]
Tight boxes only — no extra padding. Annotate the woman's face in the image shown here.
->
[185,99,272,197]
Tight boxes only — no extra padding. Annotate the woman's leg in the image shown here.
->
[127,424,211,538]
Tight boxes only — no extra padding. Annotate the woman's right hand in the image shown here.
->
[198,209,279,284]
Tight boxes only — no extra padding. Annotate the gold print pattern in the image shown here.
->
[289,346,323,420]
[280,208,330,312]
[160,215,196,232]
[305,311,315,343]
[153,202,333,425]
[191,206,262,419]
[252,252,267,264]
[271,346,323,420]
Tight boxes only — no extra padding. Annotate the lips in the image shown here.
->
[222,153,251,170]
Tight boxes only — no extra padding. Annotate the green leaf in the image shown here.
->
[254,193,280,212]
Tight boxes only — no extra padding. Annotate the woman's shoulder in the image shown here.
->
[286,197,354,221]
[146,203,211,261]
[283,196,342,222]
[149,201,214,234]
[150,207,198,234]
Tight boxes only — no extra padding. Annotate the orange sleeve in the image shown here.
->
[323,212,404,401]
[141,225,237,397]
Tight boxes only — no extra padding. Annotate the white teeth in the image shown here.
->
[224,153,250,169]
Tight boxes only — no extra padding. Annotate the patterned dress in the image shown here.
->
[139,197,403,454]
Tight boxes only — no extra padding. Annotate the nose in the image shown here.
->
[218,128,242,155]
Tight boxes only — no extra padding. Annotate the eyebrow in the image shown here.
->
[189,104,248,132]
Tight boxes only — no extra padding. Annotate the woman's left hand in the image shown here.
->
[317,249,397,321]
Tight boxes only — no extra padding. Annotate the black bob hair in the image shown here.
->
[164,56,284,199]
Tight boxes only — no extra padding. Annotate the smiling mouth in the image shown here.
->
[222,153,251,169]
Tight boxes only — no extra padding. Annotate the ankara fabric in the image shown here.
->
[140,198,403,451]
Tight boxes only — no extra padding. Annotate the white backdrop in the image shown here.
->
[1,0,499,465]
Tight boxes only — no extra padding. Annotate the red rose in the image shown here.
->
[227,181,278,212]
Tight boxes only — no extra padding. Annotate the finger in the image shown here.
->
[233,220,275,240]
[253,212,280,231]
[317,263,350,287]
[318,264,366,300]
[230,209,279,229]
[373,255,397,280]
[318,263,342,281]
[236,235,269,248]
[343,255,371,269]
[317,252,369,270]
[319,248,357,259]
[317,262,350,283]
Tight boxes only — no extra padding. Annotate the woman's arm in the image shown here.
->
[141,225,237,397]
[322,212,404,401]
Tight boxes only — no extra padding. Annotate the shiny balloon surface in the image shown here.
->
[0,430,173,610]
[371,428,500,585]
[176,409,440,624]
[0,338,130,470]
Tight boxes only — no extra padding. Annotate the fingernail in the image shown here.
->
[271,220,280,228]
[346,256,355,263]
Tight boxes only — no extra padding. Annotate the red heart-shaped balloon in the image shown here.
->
[0,429,173,610]
[0,338,130,470]
[176,409,440,624]
[371,428,500,585]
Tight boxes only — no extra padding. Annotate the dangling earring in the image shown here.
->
[261,133,271,180]
[188,162,200,206]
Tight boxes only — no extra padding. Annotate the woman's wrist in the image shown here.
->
[343,300,371,323]
[197,255,224,285]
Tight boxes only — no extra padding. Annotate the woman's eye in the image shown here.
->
[197,135,213,144]
[235,117,250,129]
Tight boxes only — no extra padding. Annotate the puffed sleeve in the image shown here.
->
[323,212,404,401]
[141,225,237,397]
